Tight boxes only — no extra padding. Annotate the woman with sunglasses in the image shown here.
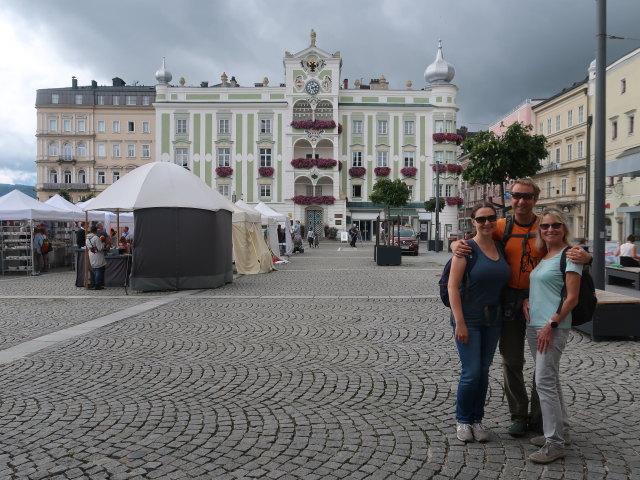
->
[448,202,510,442]
[523,208,582,464]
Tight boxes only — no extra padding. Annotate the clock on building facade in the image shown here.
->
[305,80,320,96]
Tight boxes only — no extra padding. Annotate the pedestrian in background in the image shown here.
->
[307,227,315,249]
[32,227,44,275]
[86,225,106,290]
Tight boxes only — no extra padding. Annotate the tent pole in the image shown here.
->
[84,211,89,288]
[116,208,120,246]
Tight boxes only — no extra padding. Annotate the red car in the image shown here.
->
[390,226,419,255]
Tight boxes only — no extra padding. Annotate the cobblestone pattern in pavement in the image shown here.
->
[0,244,638,479]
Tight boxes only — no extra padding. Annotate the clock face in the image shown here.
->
[305,80,320,96]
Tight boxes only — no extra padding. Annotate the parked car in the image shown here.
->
[390,226,419,255]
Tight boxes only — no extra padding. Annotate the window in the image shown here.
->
[376,150,388,167]
[578,176,585,194]
[126,95,136,105]
[621,78,626,94]
[97,95,105,105]
[406,185,414,200]
[260,184,271,198]
[97,143,106,157]
[547,119,552,135]
[404,151,415,167]
[78,170,86,184]
[568,110,573,128]
[77,119,85,132]
[77,143,86,157]
[128,121,135,133]
[435,120,444,133]
[176,119,187,134]
[404,121,414,135]
[351,151,363,167]
[260,119,272,134]
[217,184,230,197]
[555,115,561,132]
[218,119,229,134]
[49,170,58,183]
[577,140,583,158]
[113,172,120,183]
[97,171,106,184]
[434,151,444,163]
[561,178,567,196]
[260,148,272,167]
[48,143,57,156]
[49,118,58,131]
[112,121,120,133]
[377,120,387,135]
[546,181,552,197]
[628,114,635,135]
[62,143,72,158]
[445,120,454,133]
[352,120,363,134]
[142,121,150,133]
[127,144,135,158]
[445,151,454,162]
[351,184,362,198]
[97,120,105,133]
[112,144,121,157]
[612,120,618,140]
[63,119,72,132]
[578,105,584,123]
[567,143,573,162]
[539,122,544,134]
[176,147,189,167]
[51,94,59,104]
[142,144,150,158]
[445,184,453,197]
[555,147,561,163]
[437,184,443,197]
[217,147,230,166]
[75,95,82,105]
[112,96,120,105]
[142,96,150,106]
[63,170,71,183]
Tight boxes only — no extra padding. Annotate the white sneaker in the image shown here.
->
[471,423,491,442]
[456,423,474,442]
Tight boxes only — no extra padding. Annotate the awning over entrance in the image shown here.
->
[350,211,380,220]
[419,212,432,221]
[388,208,418,216]
[607,146,640,177]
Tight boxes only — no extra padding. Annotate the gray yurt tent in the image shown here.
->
[84,162,235,291]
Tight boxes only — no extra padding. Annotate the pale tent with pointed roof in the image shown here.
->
[0,190,76,221]
[232,201,273,274]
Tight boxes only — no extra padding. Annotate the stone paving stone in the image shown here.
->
[0,245,638,479]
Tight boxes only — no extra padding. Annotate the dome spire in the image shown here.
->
[155,57,173,84]
[424,40,455,85]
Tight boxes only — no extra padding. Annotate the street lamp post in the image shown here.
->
[435,161,441,253]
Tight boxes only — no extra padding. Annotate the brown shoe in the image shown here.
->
[529,443,566,464]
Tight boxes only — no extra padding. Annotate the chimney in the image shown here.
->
[112,77,126,87]
[200,81,209,87]
[91,80,97,88]
[343,79,348,89]
[72,76,78,88]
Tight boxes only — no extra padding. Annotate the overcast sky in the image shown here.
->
[1,0,639,186]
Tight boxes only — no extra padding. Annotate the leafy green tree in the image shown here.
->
[424,197,444,213]
[370,178,410,245]
[462,122,547,213]
[57,189,71,201]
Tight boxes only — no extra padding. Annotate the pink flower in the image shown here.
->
[349,167,366,177]
[258,166,274,177]
[400,167,417,177]
[374,167,391,177]
[291,195,335,205]
[215,166,233,177]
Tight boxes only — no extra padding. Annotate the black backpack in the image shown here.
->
[439,240,477,308]
[556,247,597,326]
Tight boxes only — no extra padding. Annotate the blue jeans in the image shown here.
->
[90,266,105,288]
[453,320,502,424]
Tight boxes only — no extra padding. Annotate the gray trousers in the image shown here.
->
[526,326,570,446]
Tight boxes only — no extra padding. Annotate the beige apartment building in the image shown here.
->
[35,77,155,202]
[532,80,589,240]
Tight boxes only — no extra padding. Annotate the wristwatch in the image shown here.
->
[550,320,559,328]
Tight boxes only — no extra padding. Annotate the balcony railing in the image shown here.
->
[42,183,89,190]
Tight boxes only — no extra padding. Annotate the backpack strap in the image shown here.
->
[501,215,514,249]
[555,247,570,315]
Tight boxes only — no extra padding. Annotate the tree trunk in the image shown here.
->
[499,182,506,217]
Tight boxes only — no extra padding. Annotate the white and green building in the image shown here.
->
[154,33,461,240]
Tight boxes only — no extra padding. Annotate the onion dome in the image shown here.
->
[424,40,455,85]
[155,58,172,84]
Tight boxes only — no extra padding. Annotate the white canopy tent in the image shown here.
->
[45,194,103,222]
[0,190,77,221]
[77,197,134,235]
[254,202,292,256]
[232,201,273,274]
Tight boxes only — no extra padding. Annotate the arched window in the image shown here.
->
[293,100,312,121]
[63,170,72,183]
[48,142,58,157]
[49,169,58,183]
[315,100,333,120]
[78,170,86,184]
[62,142,72,159]
[77,143,86,157]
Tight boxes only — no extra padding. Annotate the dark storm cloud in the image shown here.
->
[3,0,640,182]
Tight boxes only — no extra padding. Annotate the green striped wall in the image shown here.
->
[193,114,201,155]
[235,115,243,154]
[205,114,212,155]
[161,114,170,154]
[367,116,373,155]
[247,114,254,155]
[247,160,254,202]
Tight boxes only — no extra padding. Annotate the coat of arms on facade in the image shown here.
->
[301,56,326,74]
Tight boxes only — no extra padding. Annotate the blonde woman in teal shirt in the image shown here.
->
[523,208,582,464]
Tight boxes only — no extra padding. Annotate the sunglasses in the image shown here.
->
[473,215,497,224]
[540,222,563,230]
[511,192,535,200]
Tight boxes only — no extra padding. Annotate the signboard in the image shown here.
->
[340,231,348,242]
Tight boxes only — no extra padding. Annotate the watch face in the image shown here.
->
[305,80,320,95]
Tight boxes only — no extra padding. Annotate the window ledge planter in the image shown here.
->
[374,166,391,177]
[215,166,233,177]
[446,196,464,206]
[400,167,417,177]
[349,166,366,178]
[432,133,463,145]
[291,158,337,169]
[290,120,337,130]
[258,166,274,177]
[291,195,335,205]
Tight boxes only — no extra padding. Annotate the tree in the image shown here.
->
[369,178,410,245]
[424,197,444,213]
[57,189,71,201]
[462,122,547,214]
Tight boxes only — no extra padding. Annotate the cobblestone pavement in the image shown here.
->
[0,243,638,479]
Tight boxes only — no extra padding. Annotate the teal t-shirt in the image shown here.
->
[529,252,583,328]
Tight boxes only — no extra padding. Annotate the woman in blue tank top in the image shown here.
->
[448,201,511,443]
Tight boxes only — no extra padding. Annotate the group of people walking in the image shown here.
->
[447,178,591,464]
